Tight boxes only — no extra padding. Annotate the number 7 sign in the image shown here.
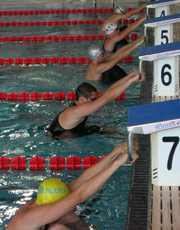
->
[151,127,180,186]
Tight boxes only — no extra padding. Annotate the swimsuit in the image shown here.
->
[47,103,87,134]
[101,25,129,53]
[101,64,127,84]
[45,103,99,140]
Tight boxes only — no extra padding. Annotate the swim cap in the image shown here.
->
[105,23,118,35]
[115,6,126,14]
[36,178,70,205]
[88,45,102,60]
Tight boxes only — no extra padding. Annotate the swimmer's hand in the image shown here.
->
[129,69,146,83]
[112,151,129,166]
[127,151,139,164]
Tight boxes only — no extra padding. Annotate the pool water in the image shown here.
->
[0,2,144,229]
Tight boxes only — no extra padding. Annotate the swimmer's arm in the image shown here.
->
[101,14,125,32]
[105,35,144,62]
[69,73,140,117]
[109,16,146,43]
[109,69,145,90]
[23,157,128,228]
[96,36,144,74]
[101,4,146,32]
[123,3,147,18]
[67,143,128,191]
[109,69,139,88]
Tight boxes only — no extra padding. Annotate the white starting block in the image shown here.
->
[127,99,180,186]
[139,41,180,97]
[144,14,180,45]
[147,0,180,17]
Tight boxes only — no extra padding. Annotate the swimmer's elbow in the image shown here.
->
[74,184,93,204]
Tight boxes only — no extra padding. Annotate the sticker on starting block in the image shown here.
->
[153,56,179,96]
[151,127,180,186]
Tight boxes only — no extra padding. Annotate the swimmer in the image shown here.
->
[101,4,147,53]
[86,36,144,81]
[6,142,139,230]
[46,69,145,140]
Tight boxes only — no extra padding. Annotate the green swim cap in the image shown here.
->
[36,178,70,205]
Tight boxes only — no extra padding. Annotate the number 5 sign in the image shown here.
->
[155,24,173,45]
[154,56,179,96]
[151,127,180,186]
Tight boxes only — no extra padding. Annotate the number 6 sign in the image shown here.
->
[153,56,179,96]
[151,127,180,186]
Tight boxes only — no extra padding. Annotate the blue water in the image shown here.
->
[0,2,144,229]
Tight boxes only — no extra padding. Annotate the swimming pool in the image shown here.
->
[0,2,144,229]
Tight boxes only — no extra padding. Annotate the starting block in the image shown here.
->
[139,41,180,97]
[147,0,180,18]
[127,99,180,186]
[144,14,180,45]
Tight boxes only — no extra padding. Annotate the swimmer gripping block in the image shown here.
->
[0,157,10,170]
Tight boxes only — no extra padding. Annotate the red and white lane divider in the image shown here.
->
[0,7,141,17]
[0,8,114,16]
[0,18,140,27]
[0,56,133,65]
[0,91,126,101]
[0,33,138,43]
[0,155,109,170]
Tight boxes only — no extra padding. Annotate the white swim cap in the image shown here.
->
[115,6,126,14]
[105,23,118,35]
[88,45,102,60]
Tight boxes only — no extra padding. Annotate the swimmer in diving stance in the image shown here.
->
[86,36,144,82]
[101,4,146,53]
[6,142,139,230]
[46,70,145,140]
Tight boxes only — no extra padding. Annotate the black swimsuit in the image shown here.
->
[47,105,87,133]
[46,103,99,140]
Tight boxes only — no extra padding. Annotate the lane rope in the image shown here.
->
[0,7,142,17]
[0,18,140,27]
[0,33,138,43]
[0,91,126,101]
[0,155,106,170]
[0,56,133,65]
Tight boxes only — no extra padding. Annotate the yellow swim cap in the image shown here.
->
[36,178,70,205]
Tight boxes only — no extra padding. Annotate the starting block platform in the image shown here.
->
[127,99,180,134]
[147,0,180,17]
[139,41,180,61]
[139,41,180,96]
